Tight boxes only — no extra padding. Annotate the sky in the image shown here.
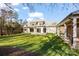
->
[11,3,79,23]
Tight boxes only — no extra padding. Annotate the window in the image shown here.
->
[32,24,34,26]
[43,28,46,33]
[24,29,27,31]
[37,28,41,33]
[43,21,45,24]
[30,28,34,32]
[39,21,45,25]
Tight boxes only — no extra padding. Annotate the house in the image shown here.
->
[57,10,79,49]
[23,18,57,35]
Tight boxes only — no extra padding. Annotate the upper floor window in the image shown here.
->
[32,24,34,26]
[43,21,45,24]
[39,21,45,25]
[30,22,35,26]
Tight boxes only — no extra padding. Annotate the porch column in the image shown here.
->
[41,27,43,33]
[57,26,60,36]
[73,17,77,48]
[28,28,30,33]
[34,27,37,34]
[64,23,67,40]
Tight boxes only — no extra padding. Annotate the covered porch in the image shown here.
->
[57,10,79,49]
[23,26,46,35]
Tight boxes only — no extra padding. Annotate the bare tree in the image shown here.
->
[0,3,21,35]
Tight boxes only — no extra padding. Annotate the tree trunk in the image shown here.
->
[0,27,3,36]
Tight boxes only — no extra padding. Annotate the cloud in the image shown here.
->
[27,12,44,22]
[14,8,19,12]
[11,3,19,6]
[22,7,29,10]
[29,12,44,18]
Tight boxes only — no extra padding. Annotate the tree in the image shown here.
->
[0,9,7,35]
[0,3,22,35]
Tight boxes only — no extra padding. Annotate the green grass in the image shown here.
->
[0,33,79,56]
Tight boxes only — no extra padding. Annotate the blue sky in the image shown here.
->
[12,3,79,23]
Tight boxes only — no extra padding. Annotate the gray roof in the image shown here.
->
[57,10,79,26]
[24,18,57,27]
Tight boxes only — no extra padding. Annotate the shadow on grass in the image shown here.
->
[0,46,40,56]
[35,35,78,56]
[14,42,41,55]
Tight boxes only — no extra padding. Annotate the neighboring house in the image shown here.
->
[23,18,57,35]
[57,10,79,49]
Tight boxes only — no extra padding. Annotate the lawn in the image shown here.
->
[0,33,79,56]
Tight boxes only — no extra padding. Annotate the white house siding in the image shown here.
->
[23,26,56,34]
[23,19,57,34]
[46,26,56,33]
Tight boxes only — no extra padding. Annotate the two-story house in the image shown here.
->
[23,18,57,35]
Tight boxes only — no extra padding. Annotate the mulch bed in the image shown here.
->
[0,46,40,56]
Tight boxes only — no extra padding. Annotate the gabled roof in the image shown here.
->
[57,10,79,26]
[72,10,79,14]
